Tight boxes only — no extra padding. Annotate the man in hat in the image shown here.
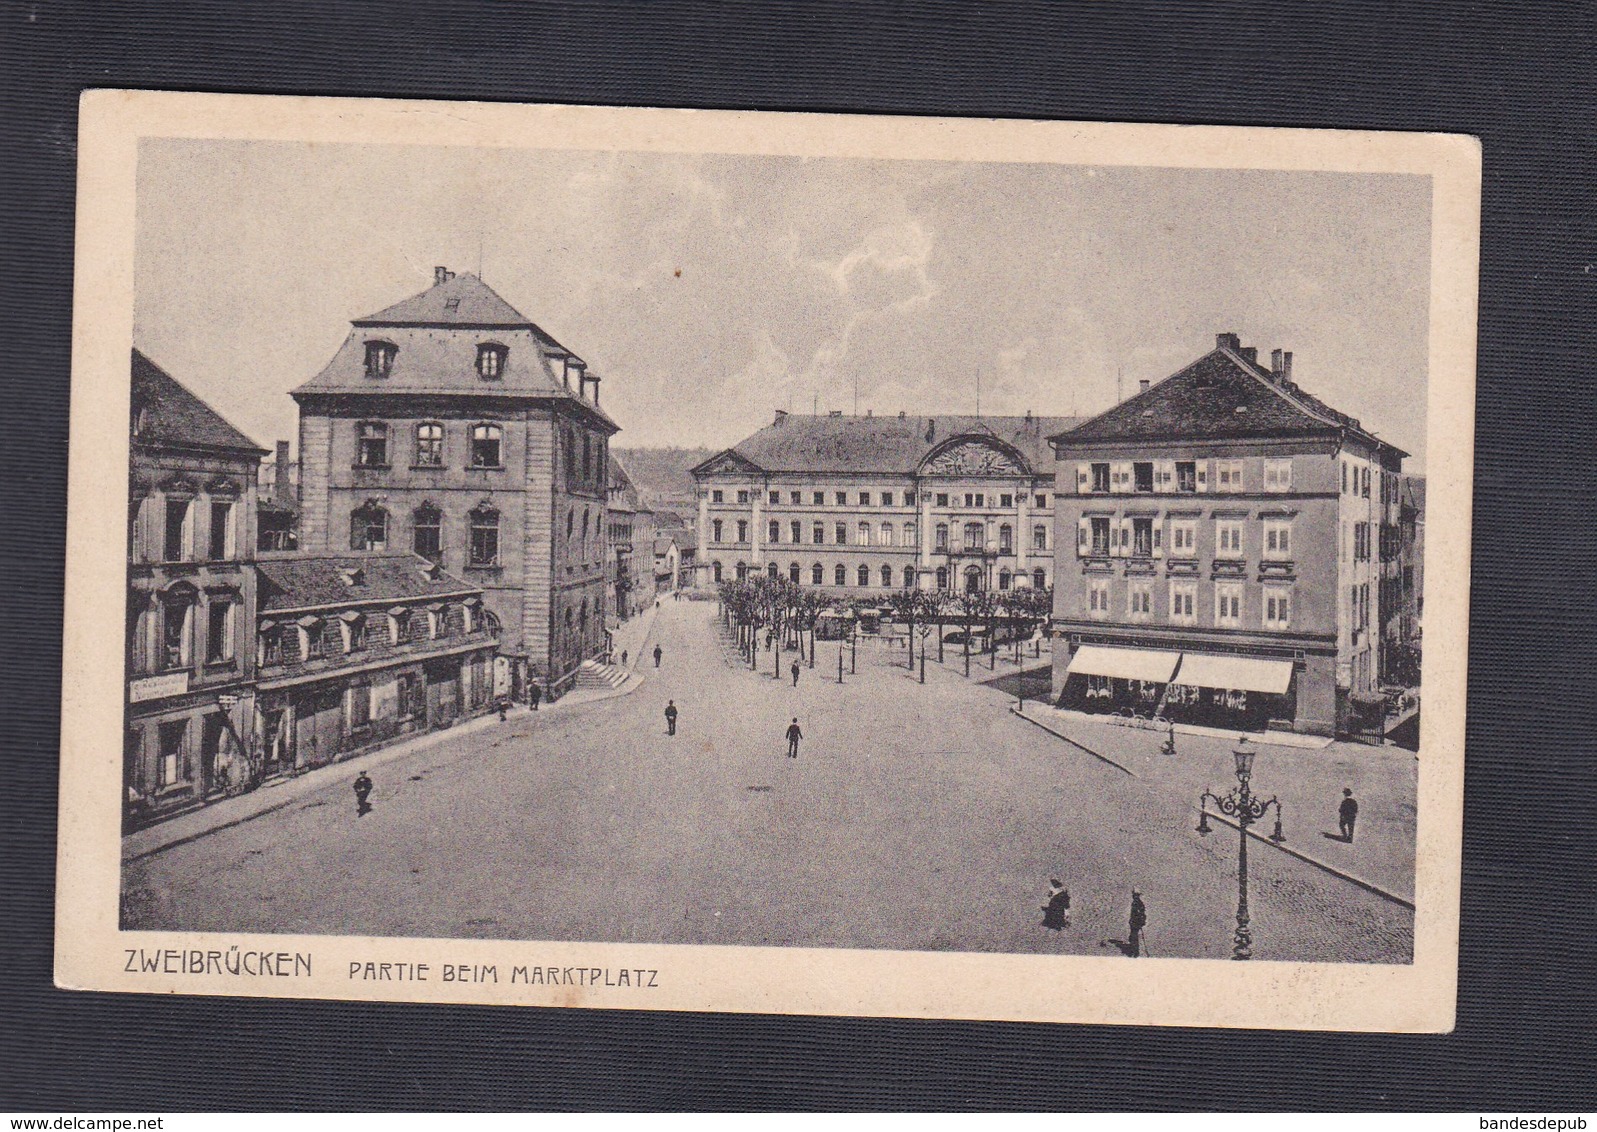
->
[1128,891,1147,957]
[790,659,801,687]
[1042,880,1071,931]
[353,771,373,817]
[785,718,803,758]
[528,680,542,711]
[653,644,663,668]
[1338,787,1359,842]
[664,700,678,736]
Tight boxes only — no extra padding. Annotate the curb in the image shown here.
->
[1197,810,1416,910]
[1009,706,1138,777]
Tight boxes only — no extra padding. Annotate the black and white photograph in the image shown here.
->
[57,93,1478,1030]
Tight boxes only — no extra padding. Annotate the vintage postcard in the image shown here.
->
[57,91,1478,1030]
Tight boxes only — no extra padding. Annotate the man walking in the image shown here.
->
[528,680,542,711]
[664,700,678,736]
[785,717,803,758]
[790,660,801,687]
[353,771,373,817]
[653,644,663,668]
[1338,787,1359,842]
[1128,891,1147,957]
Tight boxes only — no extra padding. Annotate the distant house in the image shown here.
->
[605,454,652,620]
[253,553,499,777]
[653,526,698,593]
[258,440,300,552]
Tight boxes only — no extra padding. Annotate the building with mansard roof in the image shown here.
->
[691,410,1081,596]
[1049,332,1410,737]
[291,267,619,701]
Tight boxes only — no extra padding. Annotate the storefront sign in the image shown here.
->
[129,671,189,703]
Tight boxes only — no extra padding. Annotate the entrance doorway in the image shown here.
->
[963,565,984,594]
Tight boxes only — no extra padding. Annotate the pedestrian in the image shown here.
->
[1128,891,1147,957]
[656,597,661,610]
[528,680,542,711]
[497,698,508,722]
[790,660,801,687]
[653,644,662,668]
[621,649,628,668]
[353,771,373,816]
[1042,879,1071,931]
[665,700,678,736]
[785,717,802,758]
[1338,787,1359,842]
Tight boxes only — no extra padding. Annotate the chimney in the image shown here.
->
[1271,348,1284,377]
[274,441,293,503]
[1282,351,1293,383]
[1138,379,1150,395]
[1216,332,1241,352]
[435,266,452,285]
[1239,345,1257,365]
[774,409,788,425]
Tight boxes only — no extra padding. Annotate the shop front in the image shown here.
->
[1163,652,1296,732]
[1058,644,1182,716]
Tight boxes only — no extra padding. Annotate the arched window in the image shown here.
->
[999,523,1013,553]
[735,561,748,580]
[999,569,1012,591]
[475,342,507,380]
[857,564,870,587]
[712,519,723,543]
[936,566,949,590]
[904,522,917,548]
[1033,524,1048,551]
[767,562,779,579]
[879,523,893,546]
[470,423,502,468]
[713,561,724,583]
[935,523,949,551]
[964,565,983,594]
[159,586,196,671]
[789,562,801,584]
[811,563,824,585]
[857,522,870,546]
[834,563,846,586]
[356,421,388,467]
[412,503,442,561]
[769,519,781,543]
[964,522,985,551]
[469,505,500,567]
[364,340,396,379]
[1033,568,1047,590]
[880,564,892,587]
[415,423,444,467]
[903,565,916,588]
[350,503,388,551]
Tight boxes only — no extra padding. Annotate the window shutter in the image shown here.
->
[1077,518,1089,556]
[1076,463,1090,494]
[1153,522,1164,559]
[1195,461,1209,493]
[1154,460,1173,493]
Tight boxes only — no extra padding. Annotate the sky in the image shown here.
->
[133,139,1432,470]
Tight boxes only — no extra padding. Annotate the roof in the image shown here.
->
[256,553,480,613]
[607,454,642,513]
[1053,341,1406,457]
[354,272,539,330]
[131,350,268,456]
[1402,474,1426,514]
[694,413,1081,478]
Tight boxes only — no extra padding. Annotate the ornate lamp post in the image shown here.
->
[1196,737,1285,960]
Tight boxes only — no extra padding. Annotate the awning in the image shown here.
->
[1173,653,1293,695]
[1066,645,1181,683]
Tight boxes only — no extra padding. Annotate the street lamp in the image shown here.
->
[1196,737,1285,961]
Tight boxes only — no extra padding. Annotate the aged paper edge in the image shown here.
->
[56,90,1479,1031]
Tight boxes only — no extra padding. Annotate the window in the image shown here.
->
[857,564,870,587]
[469,507,500,567]
[807,521,822,545]
[835,564,846,586]
[712,561,723,582]
[935,523,949,551]
[1216,520,1244,558]
[936,566,949,589]
[1216,582,1243,627]
[158,721,186,787]
[1169,582,1197,625]
[735,562,748,581]
[350,504,388,551]
[164,499,191,562]
[1175,461,1197,493]
[161,596,192,670]
[906,492,917,507]
[1361,466,1371,498]
[1341,461,1349,494]
[999,494,1013,508]
[349,680,372,730]
[790,520,802,543]
[936,493,949,507]
[999,524,1013,553]
[790,491,801,505]
[857,522,870,547]
[736,490,749,504]
[963,522,985,550]
[1035,494,1047,509]
[469,423,502,469]
[834,522,847,545]
[205,598,234,663]
[835,491,847,505]
[903,566,915,587]
[859,492,872,506]
[356,422,388,467]
[879,523,893,547]
[476,343,507,380]
[1033,524,1048,551]
[1128,581,1152,621]
[813,491,824,505]
[1217,460,1244,491]
[769,491,780,505]
[397,672,422,719]
[1091,463,1111,493]
[1264,458,1293,492]
[1090,517,1112,556]
[904,522,917,547]
[208,501,233,560]
[1353,521,1370,560]
[1033,568,1046,590]
[789,562,801,584]
[1133,462,1154,492]
[415,423,444,467]
[413,504,442,561]
[999,570,1012,591]
[769,519,781,544]
[1087,579,1111,619]
[582,435,592,481]
[736,519,748,543]
[882,491,894,506]
[712,490,724,503]
[881,565,893,587]
[1171,520,1196,557]
[767,563,779,580]
[1265,587,1292,630]
[364,340,396,379]
[812,563,824,585]
[1264,520,1292,560]
[1131,517,1154,557]
[712,519,724,543]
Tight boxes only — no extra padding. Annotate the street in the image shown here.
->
[123,599,1414,963]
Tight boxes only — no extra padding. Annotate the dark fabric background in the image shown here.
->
[4,0,1594,1111]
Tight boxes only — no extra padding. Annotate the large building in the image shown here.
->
[692,411,1079,595]
[1049,333,1408,737]
[126,350,268,827]
[291,267,619,700]
[605,454,652,620]
[253,553,499,775]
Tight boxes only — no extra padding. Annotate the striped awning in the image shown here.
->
[1065,645,1182,683]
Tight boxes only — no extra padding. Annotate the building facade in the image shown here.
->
[692,411,1077,596]
[1049,334,1407,736]
[126,350,268,826]
[605,454,651,620]
[292,267,619,700]
[253,554,499,776]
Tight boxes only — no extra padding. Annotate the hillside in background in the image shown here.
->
[613,446,714,512]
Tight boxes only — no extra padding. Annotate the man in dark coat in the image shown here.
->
[664,700,678,736]
[653,644,663,668]
[785,718,802,758]
[1339,788,1359,842]
[1128,891,1147,957]
[1042,880,1071,931]
[353,771,373,816]
[528,680,542,711]
[790,660,801,687]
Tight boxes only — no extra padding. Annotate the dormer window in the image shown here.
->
[476,343,507,380]
[364,340,397,379]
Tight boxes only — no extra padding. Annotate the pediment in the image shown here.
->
[691,448,764,477]
[919,437,1028,477]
